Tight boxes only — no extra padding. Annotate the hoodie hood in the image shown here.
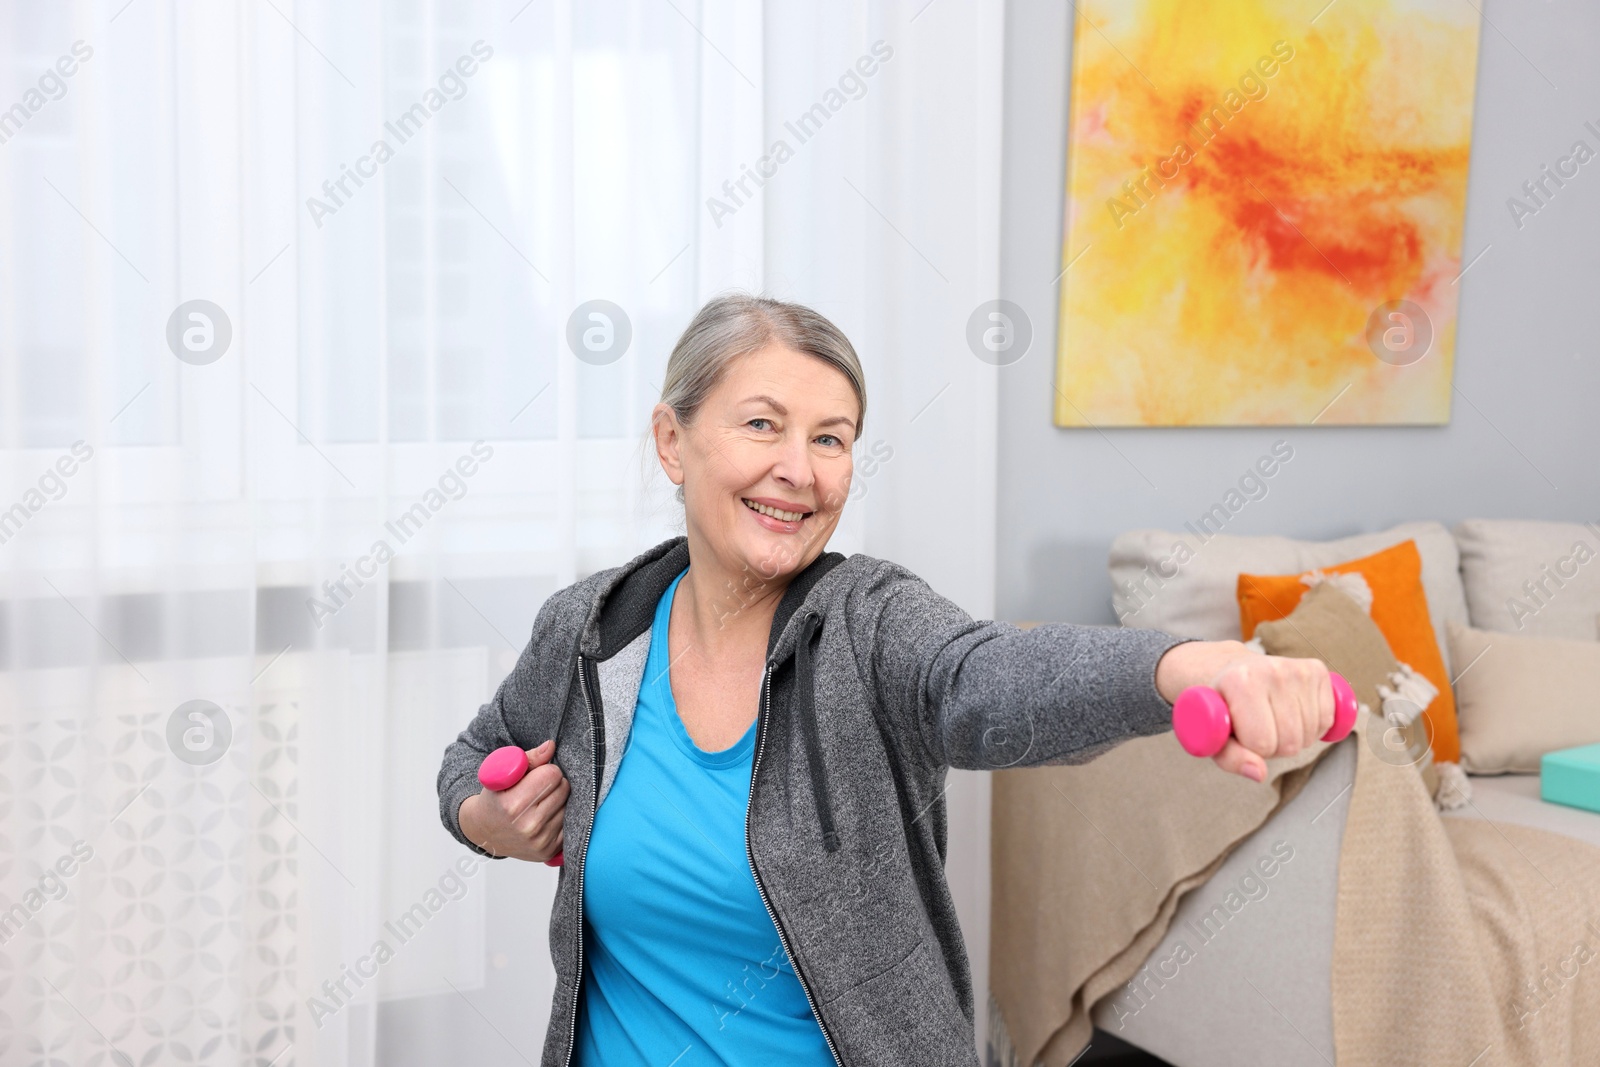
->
[574,536,846,665]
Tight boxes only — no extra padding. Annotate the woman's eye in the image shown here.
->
[815,434,842,448]
[748,418,774,431]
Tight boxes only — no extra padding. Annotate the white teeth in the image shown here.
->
[744,499,806,522]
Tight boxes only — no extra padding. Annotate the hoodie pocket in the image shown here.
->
[822,938,975,1065]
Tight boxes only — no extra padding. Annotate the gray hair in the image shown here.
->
[659,293,867,439]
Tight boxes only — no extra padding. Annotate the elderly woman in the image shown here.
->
[436,294,1333,1067]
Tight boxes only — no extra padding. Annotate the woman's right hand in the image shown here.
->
[459,739,570,862]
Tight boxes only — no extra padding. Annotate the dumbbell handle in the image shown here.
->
[1173,671,1358,760]
[478,745,564,866]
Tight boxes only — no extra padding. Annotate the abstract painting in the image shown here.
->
[1054,0,1482,426]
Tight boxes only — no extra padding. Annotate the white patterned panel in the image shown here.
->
[0,649,398,1067]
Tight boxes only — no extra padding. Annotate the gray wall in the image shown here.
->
[998,0,1600,625]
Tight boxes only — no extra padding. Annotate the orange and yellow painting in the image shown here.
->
[1054,0,1482,426]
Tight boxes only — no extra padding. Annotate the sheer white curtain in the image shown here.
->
[0,1,1001,1064]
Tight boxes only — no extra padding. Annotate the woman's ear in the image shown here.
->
[651,403,685,487]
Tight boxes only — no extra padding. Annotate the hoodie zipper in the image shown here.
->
[746,663,845,1067]
[563,654,602,1067]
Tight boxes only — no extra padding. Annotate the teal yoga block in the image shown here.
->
[1541,743,1600,815]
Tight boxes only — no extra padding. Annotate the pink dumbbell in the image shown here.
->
[1173,671,1359,759]
[478,745,564,867]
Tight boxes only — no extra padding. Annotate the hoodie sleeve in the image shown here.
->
[848,559,1196,771]
[436,587,581,857]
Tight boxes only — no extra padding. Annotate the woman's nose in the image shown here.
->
[769,433,814,489]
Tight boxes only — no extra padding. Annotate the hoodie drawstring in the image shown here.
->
[793,610,840,853]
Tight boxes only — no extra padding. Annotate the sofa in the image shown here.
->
[991,518,1600,1067]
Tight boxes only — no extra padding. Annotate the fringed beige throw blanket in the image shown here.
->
[1333,723,1600,1066]
[991,713,1600,1065]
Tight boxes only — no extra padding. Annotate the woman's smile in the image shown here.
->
[742,495,814,532]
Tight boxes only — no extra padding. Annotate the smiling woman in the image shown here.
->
[439,293,1342,1067]
[652,295,867,603]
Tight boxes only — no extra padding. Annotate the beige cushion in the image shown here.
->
[1447,620,1600,774]
[1454,519,1600,640]
[1109,521,1468,671]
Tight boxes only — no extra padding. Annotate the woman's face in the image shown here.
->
[654,343,860,586]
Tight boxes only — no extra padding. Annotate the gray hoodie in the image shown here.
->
[436,536,1190,1066]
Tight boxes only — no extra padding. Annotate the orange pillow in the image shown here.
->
[1236,539,1460,764]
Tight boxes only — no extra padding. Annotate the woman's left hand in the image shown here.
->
[1154,640,1335,783]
